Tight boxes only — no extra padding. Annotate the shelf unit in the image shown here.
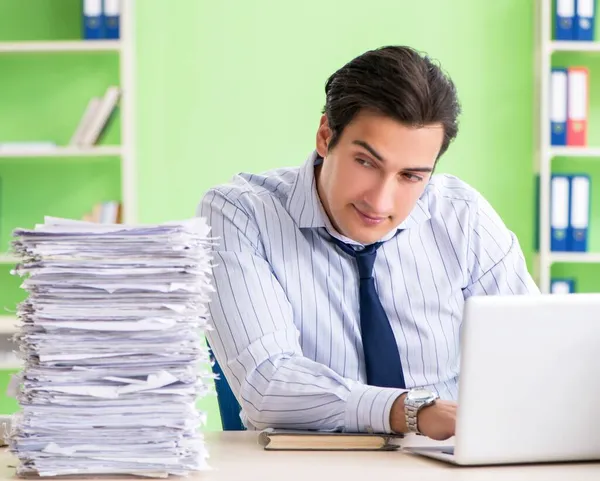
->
[0,4,137,224]
[0,2,138,371]
[535,0,600,293]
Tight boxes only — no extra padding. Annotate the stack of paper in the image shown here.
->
[7,217,215,477]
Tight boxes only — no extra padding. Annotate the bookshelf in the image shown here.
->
[535,0,599,293]
[0,1,138,374]
[0,3,137,225]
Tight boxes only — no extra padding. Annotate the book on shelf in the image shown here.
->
[554,0,596,41]
[551,278,576,293]
[69,97,101,146]
[83,0,103,40]
[70,85,120,147]
[104,0,121,39]
[83,0,121,40]
[550,67,588,147]
[82,201,122,224]
[549,174,590,252]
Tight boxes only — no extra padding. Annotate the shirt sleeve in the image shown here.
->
[463,195,540,297]
[199,187,405,433]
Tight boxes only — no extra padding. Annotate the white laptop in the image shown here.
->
[405,293,600,466]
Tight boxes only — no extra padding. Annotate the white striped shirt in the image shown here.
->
[198,151,539,434]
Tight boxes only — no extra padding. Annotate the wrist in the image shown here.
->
[389,393,408,433]
[403,388,439,434]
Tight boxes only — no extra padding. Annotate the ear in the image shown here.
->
[316,114,332,158]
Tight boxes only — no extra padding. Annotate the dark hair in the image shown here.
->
[322,45,461,159]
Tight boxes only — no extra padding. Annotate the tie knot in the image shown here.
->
[355,248,378,279]
[330,238,382,280]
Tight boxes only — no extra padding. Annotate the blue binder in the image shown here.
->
[551,278,576,293]
[550,174,570,251]
[83,0,104,39]
[550,68,568,146]
[556,0,576,40]
[103,0,120,40]
[575,0,596,40]
[568,174,590,251]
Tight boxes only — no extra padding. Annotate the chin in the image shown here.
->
[342,225,390,245]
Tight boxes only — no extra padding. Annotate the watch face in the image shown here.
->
[407,388,435,402]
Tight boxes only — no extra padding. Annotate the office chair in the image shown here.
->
[208,344,246,431]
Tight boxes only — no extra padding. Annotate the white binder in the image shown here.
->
[550,175,570,251]
[569,175,590,251]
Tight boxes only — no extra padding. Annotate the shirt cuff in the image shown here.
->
[344,383,406,433]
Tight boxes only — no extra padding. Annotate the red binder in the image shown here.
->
[567,67,588,147]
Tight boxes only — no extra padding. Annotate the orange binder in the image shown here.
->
[566,67,588,147]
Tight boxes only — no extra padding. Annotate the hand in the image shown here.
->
[390,394,457,441]
[416,399,457,440]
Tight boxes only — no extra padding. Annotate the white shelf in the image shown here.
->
[0,363,21,370]
[0,316,18,335]
[549,41,600,53]
[0,40,121,53]
[550,147,600,158]
[0,363,22,370]
[0,254,17,264]
[0,145,122,158]
[550,253,600,264]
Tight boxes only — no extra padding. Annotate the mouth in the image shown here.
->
[352,205,388,226]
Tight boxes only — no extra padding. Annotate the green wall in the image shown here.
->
[135,0,537,429]
[135,2,537,271]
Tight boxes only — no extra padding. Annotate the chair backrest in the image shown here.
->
[208,344,246,431]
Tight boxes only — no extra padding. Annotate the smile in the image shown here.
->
[352,205,387,226]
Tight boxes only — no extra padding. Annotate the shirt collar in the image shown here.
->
[286,150,432,240]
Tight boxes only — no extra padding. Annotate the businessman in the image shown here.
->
[199,46,539,440]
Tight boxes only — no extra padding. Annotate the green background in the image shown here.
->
[0,0,598,430]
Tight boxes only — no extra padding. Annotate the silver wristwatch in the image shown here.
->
[404,388,439,434]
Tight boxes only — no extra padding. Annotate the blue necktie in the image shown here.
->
[331,237,406,389]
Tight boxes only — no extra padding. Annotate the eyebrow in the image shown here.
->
[352,139,434,173]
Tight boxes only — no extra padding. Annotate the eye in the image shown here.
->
[355,157,374,169]
[402,172,423,183]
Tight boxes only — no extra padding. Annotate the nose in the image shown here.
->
[362,177,395,216]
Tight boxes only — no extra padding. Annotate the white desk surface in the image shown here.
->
[1,432,599,481]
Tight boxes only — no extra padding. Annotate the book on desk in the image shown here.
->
[258,428,403,451]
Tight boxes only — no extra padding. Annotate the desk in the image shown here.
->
[0,432,599,481]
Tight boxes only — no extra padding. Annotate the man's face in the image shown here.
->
[315,110,444,245]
